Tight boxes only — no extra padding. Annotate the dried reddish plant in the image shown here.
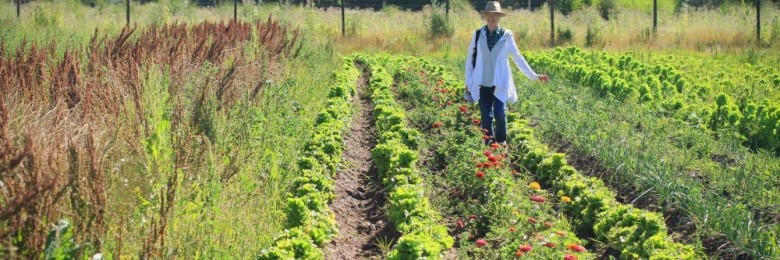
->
[1,16,300,258]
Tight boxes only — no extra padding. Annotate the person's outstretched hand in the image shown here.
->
[538,75,550,83]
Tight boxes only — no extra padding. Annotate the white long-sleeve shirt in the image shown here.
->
[465,27,539,104]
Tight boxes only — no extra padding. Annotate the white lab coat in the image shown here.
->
[465,28,539,104]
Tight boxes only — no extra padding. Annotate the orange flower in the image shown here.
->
[509,226,517,232]
[567,244,586,252]
[561,196,572,203]
[514,250,524,257]
[529,182,541,190]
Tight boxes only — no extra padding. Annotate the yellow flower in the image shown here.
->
[561,196,572,203]
[529,182,541,190]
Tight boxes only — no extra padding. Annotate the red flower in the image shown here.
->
[472,119,481,125]
[482,135,491,140]
[544,242,557,248]
[476,239,487,247]
[432,122,443,128]
[528,217,538,224]
[509,226,517,232]
[490,143,500,149]
[530,195,546,203]
[457,218,465,229]
[447,101,453,106]
[483,150,492,156]
[567,244,586,252]
[476,163,484,168]
[564,254,578,260]
[488,156,498,162]
[517,245,532,252]
[476,171,485,179]
[459,105,467,113]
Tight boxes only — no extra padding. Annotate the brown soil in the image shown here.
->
[325,72,396,259]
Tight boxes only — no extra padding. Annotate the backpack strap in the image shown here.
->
[471,29,481,69]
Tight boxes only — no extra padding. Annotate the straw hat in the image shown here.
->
[481,1,506,17]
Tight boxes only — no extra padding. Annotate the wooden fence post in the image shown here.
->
[550,0,555,46]
[653,0,657,32]
[756,0,761,43]
[126,0,130,26]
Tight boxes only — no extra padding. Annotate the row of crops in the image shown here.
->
[381,55,698,259]
[259,58,359,259]
[511,48,780,258]
[526,47,780,155]
[262,51,776,258]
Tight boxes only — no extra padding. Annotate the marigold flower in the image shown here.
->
[529,182,541,190]
[561,196,572,203]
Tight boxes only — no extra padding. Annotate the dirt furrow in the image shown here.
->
[325,72,394,260]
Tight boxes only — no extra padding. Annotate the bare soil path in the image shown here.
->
[325,72,395,259]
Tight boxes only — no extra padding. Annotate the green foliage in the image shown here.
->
[428,11,453,39]
[598,0,618,20]
[556,27,574,45]
[44,220,80,260]
[556,0,584,15]
[585,26,603,47]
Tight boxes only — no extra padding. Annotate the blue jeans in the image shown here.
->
[479,86,506,143]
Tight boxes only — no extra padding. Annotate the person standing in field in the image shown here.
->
[464,1,549,145]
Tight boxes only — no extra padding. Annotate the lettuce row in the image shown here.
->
[258,57,360,260]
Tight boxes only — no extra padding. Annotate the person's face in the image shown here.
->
[484,13,502,28]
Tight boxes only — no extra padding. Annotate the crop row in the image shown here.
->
[505,118,696,259]
[385,55,697,259]
[352,54,456,259]
[385,55,592,259]
[527,47,780,154]
[258,58,360,259]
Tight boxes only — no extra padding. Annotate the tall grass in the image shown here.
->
[1,14,339,258]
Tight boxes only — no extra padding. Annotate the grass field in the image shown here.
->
[1,0,779,259]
